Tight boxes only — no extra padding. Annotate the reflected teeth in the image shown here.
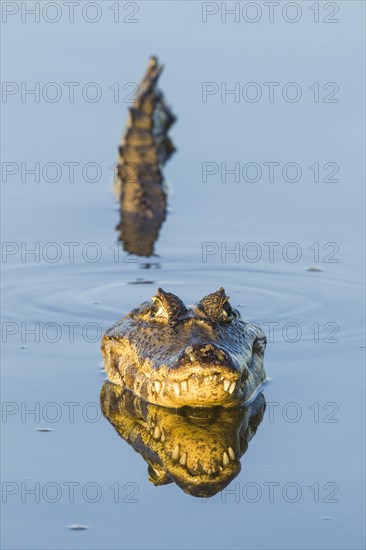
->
[170,447,235,474]
[222,447,236,466]
[153,426,161,440]
[228,446,235,460]
[171,444,180,461]
[181,380,188,392]
[150,423,164,443]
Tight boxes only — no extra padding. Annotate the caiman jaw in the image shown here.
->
[149,370,241,407]
[140,345,247,408]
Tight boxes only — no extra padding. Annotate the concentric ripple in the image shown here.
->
[2,256,362,347]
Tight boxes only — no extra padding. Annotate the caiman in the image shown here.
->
[114,56,175,257]
[101,288,267,408]
[101,382,266,497]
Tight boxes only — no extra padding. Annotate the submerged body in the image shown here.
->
[101,288,267,408]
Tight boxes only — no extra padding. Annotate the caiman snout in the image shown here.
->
[157,344,245,407]
[177,343,240,378]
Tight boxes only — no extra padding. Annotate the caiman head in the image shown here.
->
[100,382,266,498]
[101,288,267,408]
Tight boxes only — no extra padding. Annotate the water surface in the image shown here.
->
[1,2,365,549]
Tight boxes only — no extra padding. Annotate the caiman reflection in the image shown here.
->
[114,56,175,257]
[100,382,266,498]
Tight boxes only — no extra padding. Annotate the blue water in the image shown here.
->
[1,1,365,549]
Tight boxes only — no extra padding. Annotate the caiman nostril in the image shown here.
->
[189,344,224,361]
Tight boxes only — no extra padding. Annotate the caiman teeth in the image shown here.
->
[179,452,187,466]
[154,375,237,399]
[171,444,180,461]
[172,380,189,395]
[153,380,166,394]
[222,378,237,393]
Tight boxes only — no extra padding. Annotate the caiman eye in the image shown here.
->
[222,302,232,317]
[151,298,167,319]
[150,288,188,323]
[198,288,236,323]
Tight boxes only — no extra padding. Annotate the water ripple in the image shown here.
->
[2,260,361,345]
